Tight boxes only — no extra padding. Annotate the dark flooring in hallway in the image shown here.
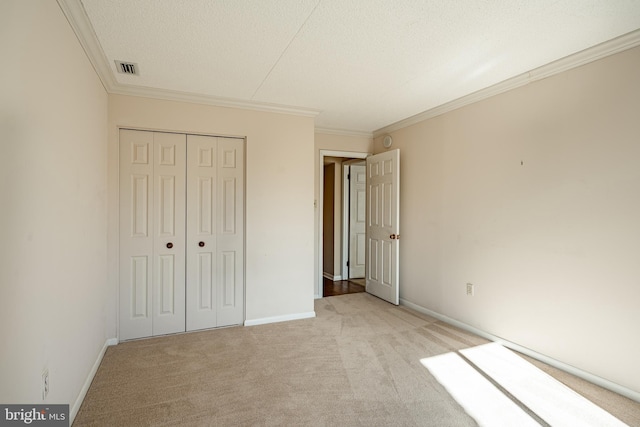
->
[323,277,365,296]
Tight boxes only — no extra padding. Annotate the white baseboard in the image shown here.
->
[70,337,118,424]
[322,272,342,281]
[244,311,316,327]
[400,298,640,403]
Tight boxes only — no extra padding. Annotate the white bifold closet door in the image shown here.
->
[186,134,244,331]
[119,129,244,341]
[119,130,186,339]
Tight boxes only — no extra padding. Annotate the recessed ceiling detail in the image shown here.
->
[62,0,640,133]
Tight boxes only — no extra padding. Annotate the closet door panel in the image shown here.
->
[119,129,154,340]
[186,135,218,331]
[216,138,244,327]
[152,132,186,336]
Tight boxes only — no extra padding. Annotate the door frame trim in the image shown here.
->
[317,150,368,299]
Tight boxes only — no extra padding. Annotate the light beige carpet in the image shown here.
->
[74,293,640,426]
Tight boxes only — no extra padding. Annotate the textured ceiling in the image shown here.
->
[77,0,640,133]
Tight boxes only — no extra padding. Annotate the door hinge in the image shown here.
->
[346,261,349,267]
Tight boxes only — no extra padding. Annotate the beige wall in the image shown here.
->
[0,0,109,415]
[314,133,373,296]
[108,95,316,324]
[376,46,640,393]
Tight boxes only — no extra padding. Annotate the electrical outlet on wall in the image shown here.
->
[466,283,475,296]
[42,369,49,400]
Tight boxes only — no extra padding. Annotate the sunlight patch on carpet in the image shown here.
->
[460,343,627,427]
[422,343,628,427]
[421,352,540,427]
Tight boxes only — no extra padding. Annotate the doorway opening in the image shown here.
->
[318,150,369,298]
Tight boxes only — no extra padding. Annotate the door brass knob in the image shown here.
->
[199,241,205,247]
[166,242,173,249]
[390,234,399,240]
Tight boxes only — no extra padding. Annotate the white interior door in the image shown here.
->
[119,129,153,340]
[186,135,244,330]
[119,129,186,340]
[186,135,217,331]
[349,164,366,279]
[365,149,400,305]
[120,130,244,340]
[152,132,186,336]
[214,137,244,327]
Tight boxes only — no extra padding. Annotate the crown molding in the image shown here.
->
[56,0,320,118]
[109,85,320,117]
[59,0,640,132]
[57,0,116,92]
[374,28,640,138]
[314,127,373,138]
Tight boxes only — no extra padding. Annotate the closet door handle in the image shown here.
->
[199,241,205,247]
[166,242,173,249]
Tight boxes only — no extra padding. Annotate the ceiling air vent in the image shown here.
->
[115,60,139,76]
